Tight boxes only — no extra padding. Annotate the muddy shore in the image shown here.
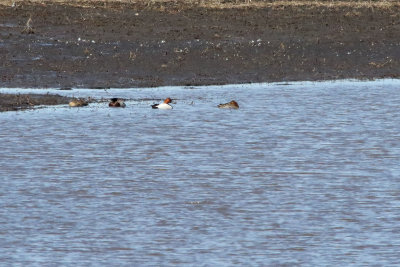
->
[0,93,70,111]
[1,1,400,110]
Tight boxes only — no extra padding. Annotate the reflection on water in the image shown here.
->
[1,80,400,265]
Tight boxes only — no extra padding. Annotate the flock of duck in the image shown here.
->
[69,97,240,109]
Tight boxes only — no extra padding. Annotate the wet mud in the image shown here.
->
[1,1,400,110]
[0,93,70,111]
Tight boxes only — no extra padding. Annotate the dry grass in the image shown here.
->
[21,15,34,34]
[1,0,399,9]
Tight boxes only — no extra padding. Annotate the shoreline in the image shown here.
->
[2,78,399,112]
[0,93,70,112]
[3,77,400,90]
[1,0,400,109]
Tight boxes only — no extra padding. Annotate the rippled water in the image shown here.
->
[1,80,400,266]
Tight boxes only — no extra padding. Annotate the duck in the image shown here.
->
[69,98,88,107]
[217,100,239,109]
[109,98,126,107]
[152,97,173,109]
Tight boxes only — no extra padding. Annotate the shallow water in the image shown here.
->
[1,80,400,266]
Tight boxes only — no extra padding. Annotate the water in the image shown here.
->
[1,80,400,266]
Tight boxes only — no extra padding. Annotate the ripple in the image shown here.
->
[1,79,400,265]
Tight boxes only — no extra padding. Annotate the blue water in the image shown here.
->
[1,80,400,266]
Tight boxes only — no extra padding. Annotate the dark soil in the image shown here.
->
[1,1,400,109]
[0,93,70,111]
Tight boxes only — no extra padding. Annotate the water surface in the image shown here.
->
[1,80,400,266]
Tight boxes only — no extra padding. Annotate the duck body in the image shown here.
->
[152,98,173,109]
[152,103,173,110]
[109,98,126,108]
[69,99,88,107]
[218,100,239,109]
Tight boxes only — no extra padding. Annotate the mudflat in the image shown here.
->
[0,93,70,111]
[1,0,400,109]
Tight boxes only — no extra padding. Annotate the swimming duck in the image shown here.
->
[69,99,88,107]
[109,98,126,108]
[217,100,239,109]
[152,97,173,109]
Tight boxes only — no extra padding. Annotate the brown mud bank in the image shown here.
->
[0,93,70,111]
[1,0,400,90]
